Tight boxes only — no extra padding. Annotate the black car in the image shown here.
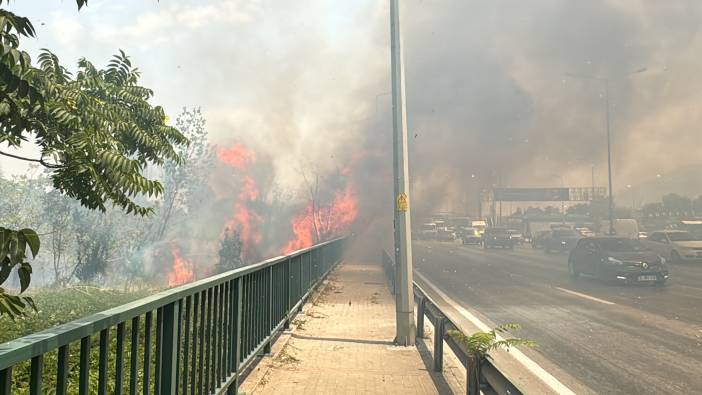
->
[568,237,668,285]
[543,229,581,253]
[507,229,524,245]
[483,227,514,249]
[531,230,551,249]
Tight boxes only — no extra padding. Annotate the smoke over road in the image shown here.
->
[198,0,702,253]
[12,1,702,275]
[396,0,702,215]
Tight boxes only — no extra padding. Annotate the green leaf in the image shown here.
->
[18,265,31,292]
[8,232,21,265]
[20,228,40,258]
[17,79,29,98]
[0,228,10,258]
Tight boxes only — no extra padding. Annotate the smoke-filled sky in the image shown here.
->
[3,0,702,218]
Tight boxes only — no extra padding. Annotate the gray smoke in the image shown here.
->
[378,0,702,216]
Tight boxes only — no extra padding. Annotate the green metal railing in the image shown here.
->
[382,250,523,395]
[0,238,345,395]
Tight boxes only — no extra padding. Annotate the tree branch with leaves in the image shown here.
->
[0,0,188,318]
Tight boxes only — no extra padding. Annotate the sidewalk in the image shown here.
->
[240,262,463,394]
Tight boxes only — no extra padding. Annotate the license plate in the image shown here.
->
[638,275,657,281]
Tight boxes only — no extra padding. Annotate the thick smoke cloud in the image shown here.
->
[396,0,702,216]
[6,1,702,256]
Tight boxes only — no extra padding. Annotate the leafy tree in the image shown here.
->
[216,228,244,273]
[662,193,693,216]
[42,189,75,285]
[0,0,188,317]
[566,203,590,216]
[694,195,702,215]
[448,324,535,395]
[72,208,115,284]
[642,202,665,216]
[525,207,544,216]
[155,107,213,241]
[0,173,46,316]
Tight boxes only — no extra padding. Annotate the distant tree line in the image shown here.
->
[557,194,702,219]
[640,193,702,217]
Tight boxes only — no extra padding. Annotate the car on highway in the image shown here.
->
[543,228,581,253]
[461,227,482,245]
[642,230,702,263]
[472,220,487,236]
[437,227,456,241]
[507,229,524,245]
[482,227,514,249]
[575,227,595,237]
[418,223,438,240]
[531,230,551,249]
[568,237,669,285]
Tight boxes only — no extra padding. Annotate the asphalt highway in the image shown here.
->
[413,240,702,395]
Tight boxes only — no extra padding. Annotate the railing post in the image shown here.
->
[467,362,480,395]
[434,316,445,372]
[227,276,243,395]
[417,297,426,338]
[29,356,43,395]
[79,336,90,395]
[284,259,291,329]
[298,255,304,309]
[264,266,273,354]
[159,301,180,395]
[0,367,11,394]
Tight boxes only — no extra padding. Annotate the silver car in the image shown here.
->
[642,231,702,263]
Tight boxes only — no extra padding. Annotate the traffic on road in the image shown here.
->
[411,217,702,394]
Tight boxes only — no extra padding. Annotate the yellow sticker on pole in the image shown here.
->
[396,193,408,212]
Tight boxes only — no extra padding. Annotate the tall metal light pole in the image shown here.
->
[604,79,615,234]
[591,165,595,201]
[565,67,647,235]
[390,0,415,346]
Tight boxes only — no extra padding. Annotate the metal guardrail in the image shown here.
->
[382,250,522,395]
[0,238,346,395]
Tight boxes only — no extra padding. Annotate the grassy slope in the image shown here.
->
[0,286,155,344]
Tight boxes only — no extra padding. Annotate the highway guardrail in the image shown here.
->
[382,250,523,395]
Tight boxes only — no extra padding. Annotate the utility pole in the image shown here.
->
[591,165,595,201]
[605,79,615,235]
[390,0,415,346]
[498,173,503,225]
[477,190,483,219]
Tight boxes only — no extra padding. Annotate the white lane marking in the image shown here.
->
[555,287,615,305]
[415,271,577,395]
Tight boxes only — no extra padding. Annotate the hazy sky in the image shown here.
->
[2,0,383,191]
[3,1,702,214]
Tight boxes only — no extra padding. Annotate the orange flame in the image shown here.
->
[239,175,258,201]
[283,185,358,253]
[218,143,262,262]
[168,247,194,286]
[217,144,257,171]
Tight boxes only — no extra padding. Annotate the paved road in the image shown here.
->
[413,240,702,395]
